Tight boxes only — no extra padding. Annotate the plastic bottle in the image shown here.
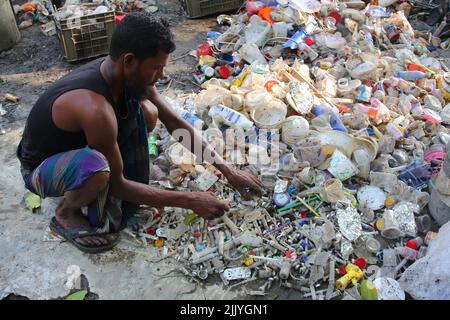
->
[406,237,423,250]
[181,111,204,130]
[283,29,308,49]
[386,123,404,141]
[298,43,319,61]
[200,65,215,78]
[148,134,158,160]
[208,104,254,131]
[244,15,271,47]
[395,246,418,260]
[396,71,428,81]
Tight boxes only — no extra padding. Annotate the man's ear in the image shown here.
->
[122,53,138,75]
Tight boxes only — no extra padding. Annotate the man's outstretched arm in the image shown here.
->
[146,86,263,196]
[77,93,228,219]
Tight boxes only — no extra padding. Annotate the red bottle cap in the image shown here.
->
[285,250,292,259]
[328,11,342,24]
[194,230,202,238]
[406,239,418,250]
[197,43,212,58]
[354,258,367,270]
[218,66,232,79]
[338,266,347,276]
[305,37,315,46]
[338,104,350,113]
[146,228,156,235]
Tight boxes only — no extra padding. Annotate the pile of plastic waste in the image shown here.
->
[122,0,450,300]
[12,0,54,30]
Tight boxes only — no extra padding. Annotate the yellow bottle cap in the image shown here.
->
[244,257,254,266]
[155,239,165,248]
[376,218,385,231]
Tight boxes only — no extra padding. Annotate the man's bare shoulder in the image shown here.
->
[53,89,117,132]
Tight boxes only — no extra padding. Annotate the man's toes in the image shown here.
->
[75,237,93,246]
[96,236,108,245]
[105,234,117,242]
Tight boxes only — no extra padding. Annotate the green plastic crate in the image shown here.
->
[181,0,245,19]
[54,10,115,62]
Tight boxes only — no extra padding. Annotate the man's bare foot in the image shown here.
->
[55,199,117,247]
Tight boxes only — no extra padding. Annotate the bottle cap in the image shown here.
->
[273,192,290,207]
[354,258,367,269]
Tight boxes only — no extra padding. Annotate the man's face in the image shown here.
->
[122,50,169,98]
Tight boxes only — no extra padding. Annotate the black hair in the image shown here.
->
[109,12,176,61]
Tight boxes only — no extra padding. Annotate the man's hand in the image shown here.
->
[189,192,230,220]
[225,167,264,200]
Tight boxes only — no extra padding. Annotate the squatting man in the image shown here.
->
[17,12,263,253]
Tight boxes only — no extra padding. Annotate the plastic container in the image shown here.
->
[54,8,115,62]
[272,21,288,38]
[201,65,215,77]
[356,85,372,102]
[395,246,418,260]
[283,29,308,49]
[181,111,204,130]
[181,0,245,19]
[148,134,158,160]
[251,99,287,129]
[239,42,267,65]
[281,116,309,145]
[406,237,423,250]
[385,123,404,141]
[244,15,271,48]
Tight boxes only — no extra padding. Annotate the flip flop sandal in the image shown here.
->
[49,217,120,254]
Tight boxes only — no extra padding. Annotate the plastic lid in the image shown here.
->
[305,37,315,46]
[328,11,342,24]
[406,239,418,250]
[273,192,291,207]
[218,65,232,79]
[354,258,367,270]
